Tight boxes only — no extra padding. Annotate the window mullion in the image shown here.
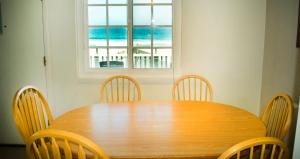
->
[151,0,154,68]
[128,0,133,69]
[105,0,110,68]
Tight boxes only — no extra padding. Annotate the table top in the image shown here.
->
[51,101,266,159]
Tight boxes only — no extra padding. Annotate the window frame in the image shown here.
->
[75,0,182,83]
[88,2,129,68]
[132,1,173,69]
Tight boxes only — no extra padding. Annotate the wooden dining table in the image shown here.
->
[51,101,266,159]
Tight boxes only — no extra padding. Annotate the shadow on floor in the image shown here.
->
[0,146,27,159]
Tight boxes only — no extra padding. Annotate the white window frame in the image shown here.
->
[75,0,182,83]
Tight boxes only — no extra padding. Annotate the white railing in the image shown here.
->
[89,55,172,68]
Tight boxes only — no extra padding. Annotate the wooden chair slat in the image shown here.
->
[31,90,42,131]
[278,148,284,159]
[63,139,73,159]
[17,101,31,139]
[270,144,277,159]
[122,78,125,102]
[50,137,62,159]
[260,144,266,159]
[182,80,185,101]
[35,94,46,129]
[78,145,86,159]
[21,93,34,135]
[105,87,109,103]
[110,81,114,102]
[116,78,119,102]
[128,80,131,101]
[194,78,196,101]
[41,138,51,159]
[250,146,254,158]
[32,142,42,159]
[26,90,38,133]
[188,78,191,100]
[177,84,180,100]
[205,85,208,101]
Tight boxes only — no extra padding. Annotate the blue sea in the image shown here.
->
[89,27,172,41]
[88,27,172,68]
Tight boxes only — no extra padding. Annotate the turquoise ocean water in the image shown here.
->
[89,27,172,68]
[89,27,172,41]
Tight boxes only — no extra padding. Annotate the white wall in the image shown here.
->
[260,0,300,111]
[181,0,266,114]
[44,0,266,120]
[0,0,46,144]
[260,0,300,154]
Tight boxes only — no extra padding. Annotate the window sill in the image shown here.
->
[76,68,179,84]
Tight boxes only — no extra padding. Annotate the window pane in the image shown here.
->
[153,0,172,3]
[153,48,172,68]
[89,28,107,47]
[109,49,128,68]
[153,6,172,25]
[109,28,128,46]
[133,48,152,68]
[133,28,151,47]
[133,0,151,4]
[108,0,127,4]
[89,48,108,68]
[88,6,106,25]
[133,6,151,25]
[109,6,127,25]
[88,0,106,4]
[153,27,172,47]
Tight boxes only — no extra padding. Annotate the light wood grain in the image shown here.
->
[27,129,110,159]
[172,75,213,102]
[261,93,293,140]
[51,101,266,159]
[100,75,141,103]
[13,86,53,144]
[218,137,289,159]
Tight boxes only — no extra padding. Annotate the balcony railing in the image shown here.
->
[89,54,172,68]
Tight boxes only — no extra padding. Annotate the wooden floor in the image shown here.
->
[0,146,27,159]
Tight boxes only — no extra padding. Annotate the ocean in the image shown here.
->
[88,27,172,68]
[89,27,172,42]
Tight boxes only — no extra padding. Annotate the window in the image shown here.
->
[87,0,173,69]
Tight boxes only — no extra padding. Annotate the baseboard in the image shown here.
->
[0,144,25,147]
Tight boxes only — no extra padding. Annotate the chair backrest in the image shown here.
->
[261,93,293,140]
[26,129,110,159]
[172,75,213,101]
[13,86,53,144]
[218,137,289,159]
[100,75,141,103]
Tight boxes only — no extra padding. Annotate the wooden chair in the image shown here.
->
[261,93,293,140]
[12,86,53,144]
[100,75,141,103]
[26,129,110,159]
[218,137,289,159]
[172,75,213,101]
